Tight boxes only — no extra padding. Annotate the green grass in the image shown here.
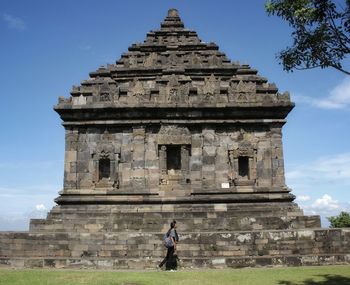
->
[0,265,350,285]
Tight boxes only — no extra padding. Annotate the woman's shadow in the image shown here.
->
[279,274,350,285]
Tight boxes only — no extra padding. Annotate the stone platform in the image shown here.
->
[1,203,349,269]
[1,228,349,269]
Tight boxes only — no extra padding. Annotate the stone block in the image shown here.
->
[202,156,215,165]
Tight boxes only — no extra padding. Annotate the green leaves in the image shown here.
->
[266,0,350,75]
[328,211,350,228]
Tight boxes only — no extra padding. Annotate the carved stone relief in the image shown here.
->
[130,80,149,101]
[128,56,138,67]
[168,53,179,65]
[200,74,219,102]
[190,52,201,66]
[158,125,191,145]
[143,52,158,67]
[99,83,112,102]
[166,74,189,103]
[229,80,257,102]
[208,55,222,66]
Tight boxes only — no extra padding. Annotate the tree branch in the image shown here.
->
[294,65,322,71]
[329,64,350,75]
[327,8,350,50]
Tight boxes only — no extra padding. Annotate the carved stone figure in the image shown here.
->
[143,52,158,67]
[130,80,149,101]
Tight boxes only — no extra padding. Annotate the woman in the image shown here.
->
[159,221,178,270]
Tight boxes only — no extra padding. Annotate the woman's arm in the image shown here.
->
[171,236,176,250]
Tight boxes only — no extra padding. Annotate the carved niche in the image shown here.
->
[92,130,120,189]
[228,140,257,186]
[157,125,191,185]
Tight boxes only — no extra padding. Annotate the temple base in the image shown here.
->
[1,200,349,269]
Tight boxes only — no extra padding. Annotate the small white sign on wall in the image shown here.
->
[221,182,230,189]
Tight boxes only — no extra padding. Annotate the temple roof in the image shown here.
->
[55,9,292,121]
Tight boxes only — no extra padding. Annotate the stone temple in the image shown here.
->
[1,9,349,269]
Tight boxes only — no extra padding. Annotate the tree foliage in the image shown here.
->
[327,211,350,228]
[266,0,350,75]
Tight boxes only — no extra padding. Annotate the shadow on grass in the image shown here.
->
[279,274,350,285]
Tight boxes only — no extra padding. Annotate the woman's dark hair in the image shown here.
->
[170,221,176,229]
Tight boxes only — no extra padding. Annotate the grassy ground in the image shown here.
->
[0,265,350,285]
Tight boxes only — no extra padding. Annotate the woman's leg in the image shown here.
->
[165,247,175,270]
[159,247,174,267]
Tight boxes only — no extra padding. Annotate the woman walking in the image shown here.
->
[159,221,178,270]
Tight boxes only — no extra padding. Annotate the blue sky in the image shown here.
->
[1,0,349,230]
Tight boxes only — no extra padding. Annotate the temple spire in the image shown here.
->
[160,8,185,30]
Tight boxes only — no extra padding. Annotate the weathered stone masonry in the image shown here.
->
[1,9,349,269]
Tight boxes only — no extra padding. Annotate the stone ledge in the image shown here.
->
[54,192,295,205]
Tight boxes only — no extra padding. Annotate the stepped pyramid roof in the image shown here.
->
[55,9,293,122]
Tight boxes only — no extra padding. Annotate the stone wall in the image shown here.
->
[1,228,349,269]
[63,124,286,195]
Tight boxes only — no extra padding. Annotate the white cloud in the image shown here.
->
[293,77,350,109]
[0,203,50,230]
[296,195,311,202]
[2,13,26,31]
[27,204,48,219]
[286,153,350,226]
[35,204,47,211]
[311,194,340,211]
